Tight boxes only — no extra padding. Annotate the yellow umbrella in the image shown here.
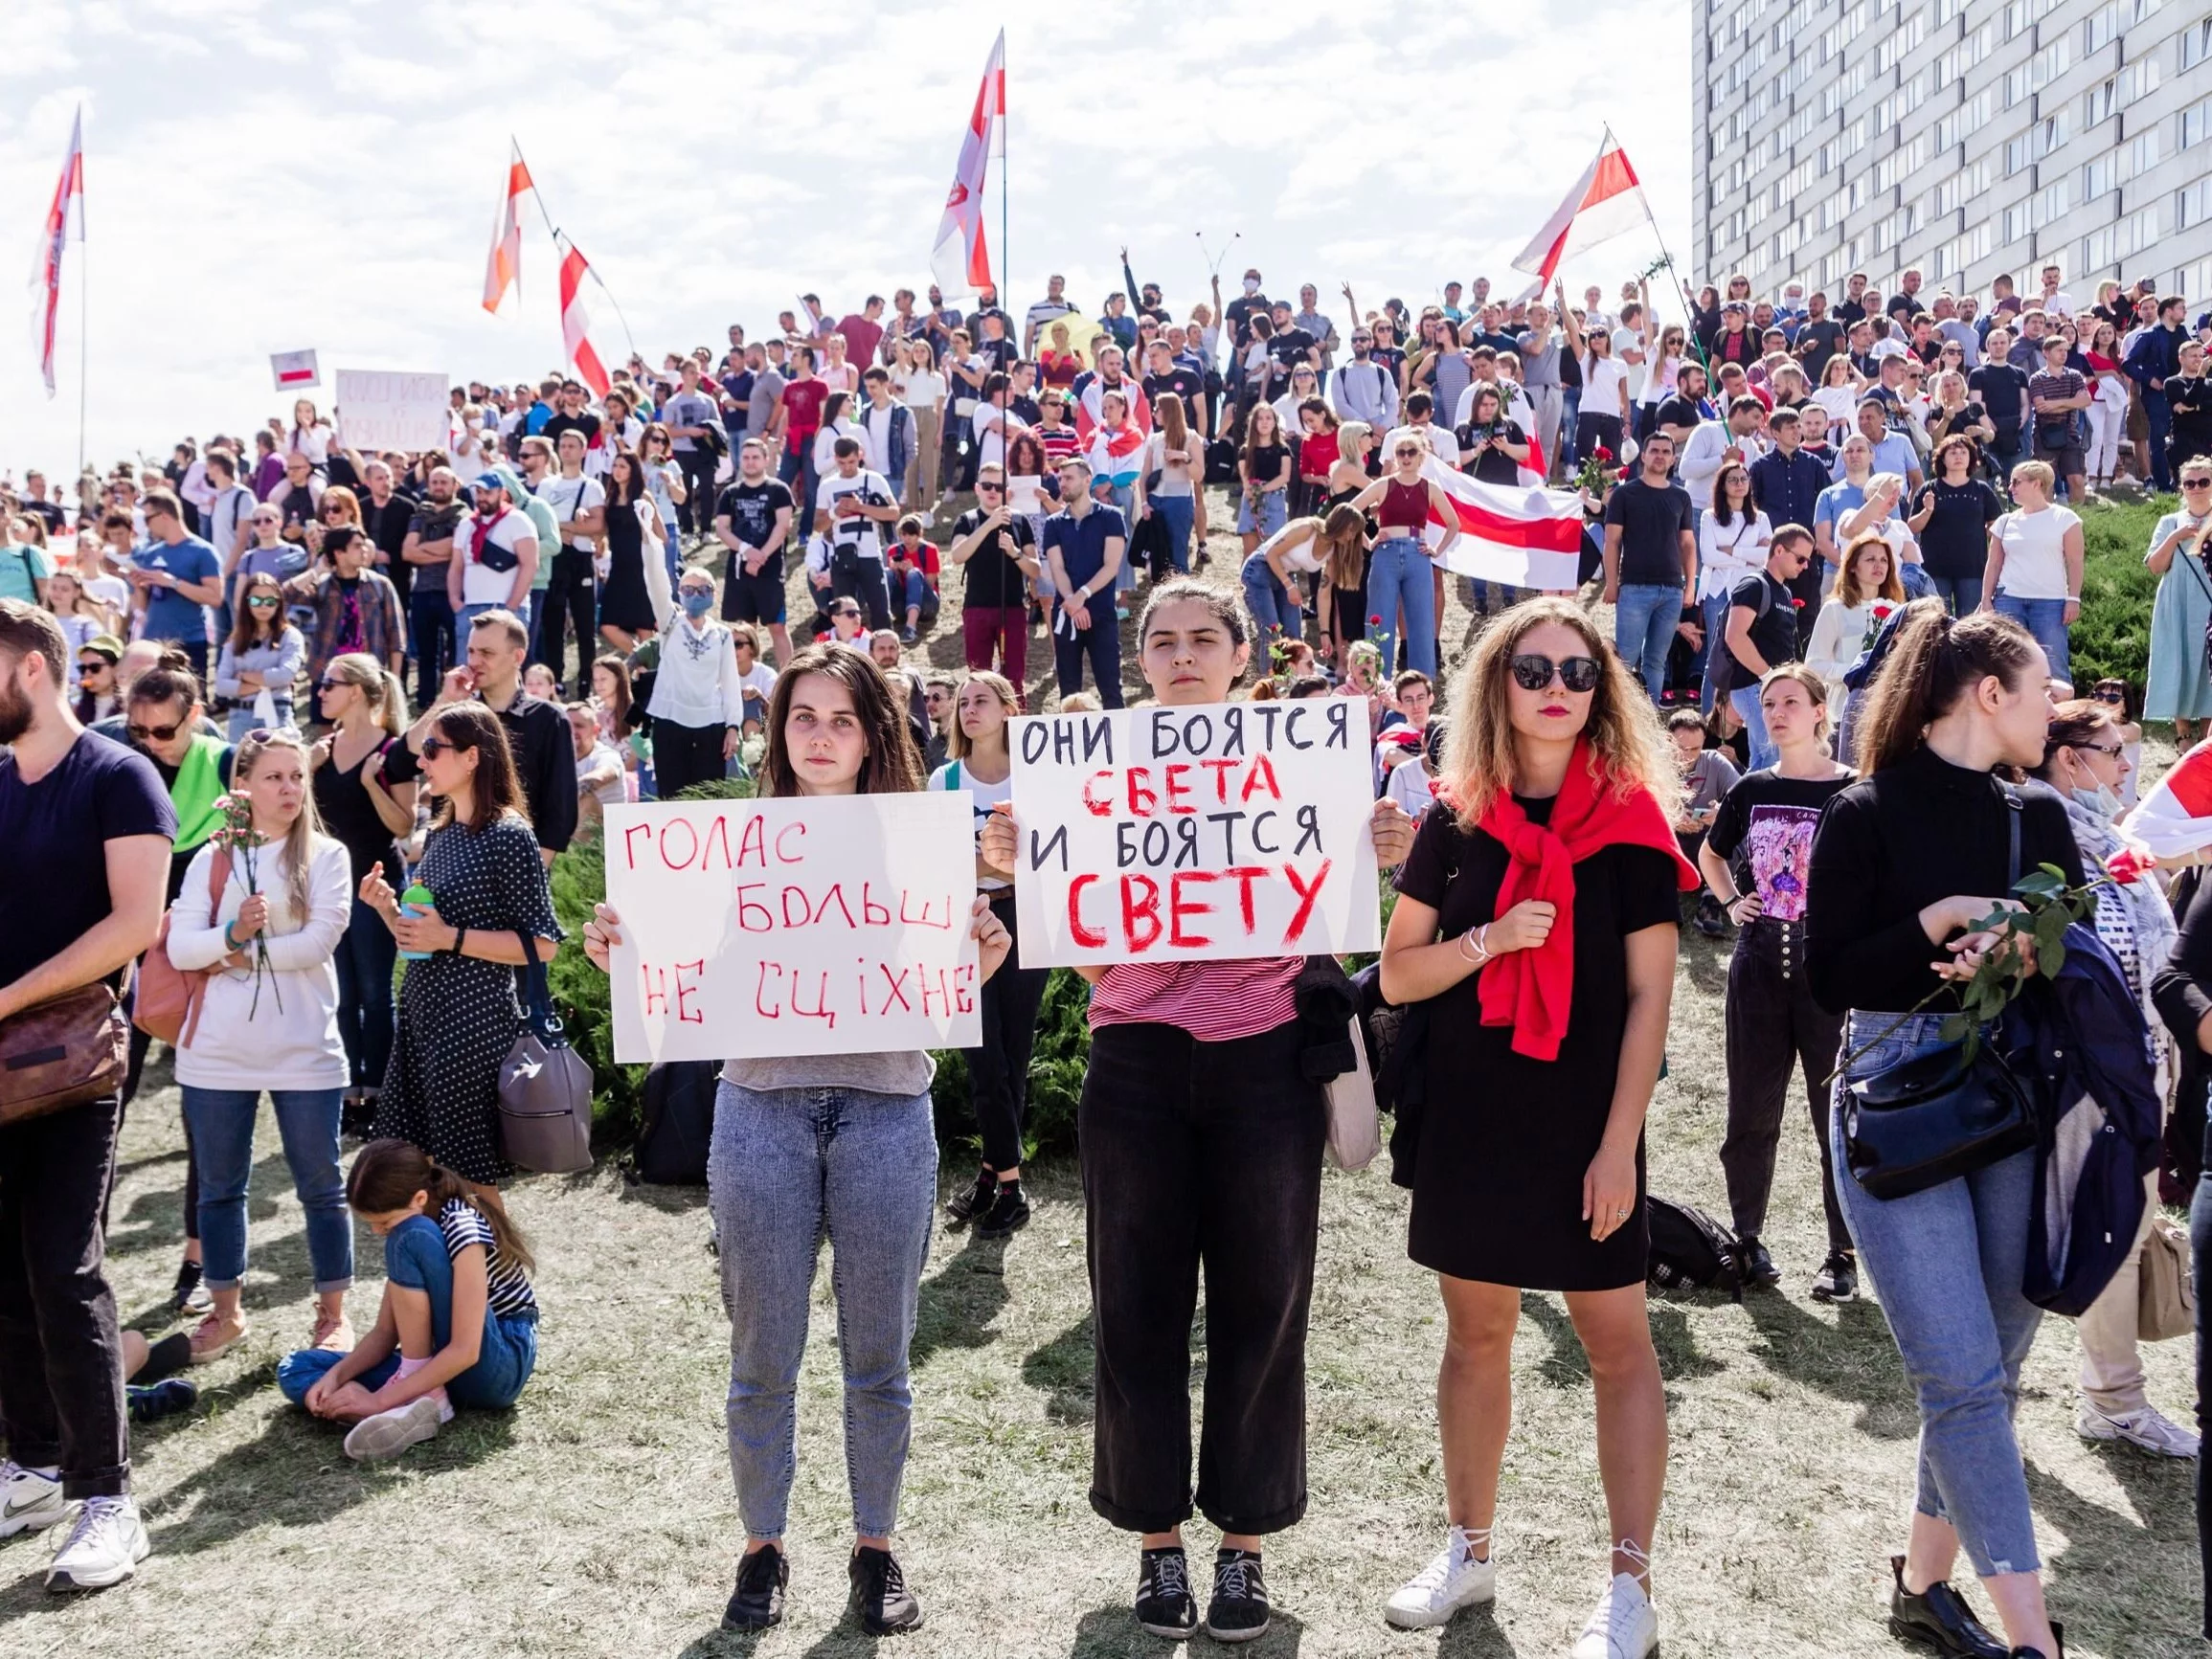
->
[1036,309,1104,366]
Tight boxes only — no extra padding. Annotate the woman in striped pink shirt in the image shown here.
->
[983,579,1414,1645]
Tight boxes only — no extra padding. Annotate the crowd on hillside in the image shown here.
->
[4,252,2212,1659]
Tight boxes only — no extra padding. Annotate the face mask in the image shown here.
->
[1242,278,1260,296]
[2073,781,2122,819]
[682,591,713,617]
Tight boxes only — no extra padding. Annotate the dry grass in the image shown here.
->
[7,491,2200,1657]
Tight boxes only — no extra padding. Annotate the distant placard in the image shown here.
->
[334,370,450,452]
[269,348,319,391]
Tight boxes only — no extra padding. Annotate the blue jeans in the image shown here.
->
[334,893,397,1093]
[179,1086,350,1293]
[710,1080,937,1540]
[225,701,292,741]
[276,1213,537,1411]
[1240,552,1300,646]
[1928,573,1983,617]
[1367,535,1437,677]
[1992,592,2069,685]
[1831,1011,2043,1579]
[460,598,529,635]
[1236,488,1288,541]
[1154,493,1194,574]
[1614,583,1682,701]
[1696,591,1733,712]
[1729,684,1776,770]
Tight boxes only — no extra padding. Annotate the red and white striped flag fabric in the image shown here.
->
[2117,740,2212,871]
[483,141,532,315]
[930,30,1004,299]
[557,235,613,399]
[1511,134,1649,292]
[1418,461,1587,592]
[30,105,83,399]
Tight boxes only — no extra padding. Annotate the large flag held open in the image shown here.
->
[1419,462,1587,592]
[556,235,614,399]
[1511,132,1650,293]
[31,105,84,398]
[482,141,533,315]
[930,30,1005,299]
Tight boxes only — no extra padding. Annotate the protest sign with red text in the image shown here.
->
[1008,699,1379,969]
[604,795,980,1063]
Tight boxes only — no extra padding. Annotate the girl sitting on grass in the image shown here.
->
[275,1138,539,1463]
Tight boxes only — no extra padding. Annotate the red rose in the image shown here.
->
[1791,597,1806,609]
[1368,614,1384,625]
[1872,603,1894,619]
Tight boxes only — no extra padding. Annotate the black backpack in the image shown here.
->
[1645,1196,1745,1300]
[628,1060,719,1186]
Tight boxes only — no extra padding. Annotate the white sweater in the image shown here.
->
[166,835,351,1090]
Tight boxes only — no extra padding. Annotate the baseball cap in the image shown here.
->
[472,472,506,491]
[80,635,124,663]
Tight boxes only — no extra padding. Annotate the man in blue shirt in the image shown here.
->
[1039,457,1127,707]
[1833,399,1922,493]
[129,490,224,683]
[1749,409,1830,635]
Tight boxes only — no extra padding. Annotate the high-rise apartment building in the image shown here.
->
[1694,0,2212,303]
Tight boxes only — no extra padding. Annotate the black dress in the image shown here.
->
[1392,796,1682,1289]
[375,814,561,1184]
[598,498,656,633]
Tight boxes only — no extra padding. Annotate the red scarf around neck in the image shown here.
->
[469,505,510,563]
[1474,739,1700,1061]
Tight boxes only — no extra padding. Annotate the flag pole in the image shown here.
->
[1608,123,1706,375]
[999,32,1008,315]
[76,201,87,482]
[522,145,639,363]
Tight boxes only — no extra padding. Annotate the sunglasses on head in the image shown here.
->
[127,719,187,743]
[418,734,470,759]
[1510,653,1602,693]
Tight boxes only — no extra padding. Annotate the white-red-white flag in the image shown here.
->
[556,235,613,399]
[1510,134,1649,293]
[930,30,1004,300]
[483,141,532,315]
[30,106,84,399]
[1419,461,1587,592]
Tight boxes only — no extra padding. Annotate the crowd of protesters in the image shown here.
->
[1,250,2210,1659]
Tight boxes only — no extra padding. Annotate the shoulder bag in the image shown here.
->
[135,850,234,1047]
[497,930,596,1174]
[1842,789,2040,1199]
[2138,1209,2195,1341]
[0,981,130,1127]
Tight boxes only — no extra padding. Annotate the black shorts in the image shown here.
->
[721,556,786,624]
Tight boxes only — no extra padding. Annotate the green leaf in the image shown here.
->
[2043,936,2067,978]
[2034,904,2069,961]
[2015,871,2065,900]
[1939,1011,1973,1042]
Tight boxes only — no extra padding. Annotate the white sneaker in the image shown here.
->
[0,1461,67,1540]
[1384,1525,1495,1628]
[45,1494,149,1592]
[1570,1571,1658,1659]
[343,1391,455,1462]
[2078,1401,2201,1458]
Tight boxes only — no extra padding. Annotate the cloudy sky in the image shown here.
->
[0,0,1690,486]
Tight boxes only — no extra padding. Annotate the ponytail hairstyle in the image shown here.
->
[1320,504,1368,592]
[229,729,326,921]
[324,651,408,738]
[346,1138,534,1274]
[1850,600,2042,776]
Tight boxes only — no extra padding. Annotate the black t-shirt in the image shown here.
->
[952,505,1037,608]
[715,478,796,553]
[1141,368,1206,421]
[21,500,67,535]
[1835,298,1869,325]
[1886,292,1926,325]
[1456,420,1528,486]
[1653,393,1704,435]
[1912,478,2004,578]
[1243,442,1290,488]
[1727,570,1796,690]
[1603,478,1694,587]
[1968,364,2029,436]
[541,411,601,450]
[313,734,402,888]
[1705,768,1855,924]
[1794,318,1845,379]
[1269,328,1318,381]
[0,731,176,992]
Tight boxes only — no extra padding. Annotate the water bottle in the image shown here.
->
[397,882,436,961]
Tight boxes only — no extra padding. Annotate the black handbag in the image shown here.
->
[1842,790,2041,1199]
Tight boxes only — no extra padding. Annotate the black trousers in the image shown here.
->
[1053,619,1124,707]
[1080,1019,1324,1535]
[410,584,457,710]
[1720,919,1851,1256]
[654,720,726,800]
[538,547,598,691]
[2190,1169,2212,1631]
[0,1095,128,1497]
[831,556,892,632]
[676,448,717,536]
[968,895,1049,1171]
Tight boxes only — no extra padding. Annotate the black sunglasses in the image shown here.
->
[1510,653,1602,694]
[976,482,1004,492]
[419,734,470,759]
[127,720,187,742]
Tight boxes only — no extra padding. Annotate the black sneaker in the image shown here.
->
[1205,1549,1271,1644]
[341,1090,379,1139]
[945,1167,995,1225]
[1736,1236,1782,1289]
[1887,1554,2008,1657]
[977,1179,1030,1240]
[1812,1250,1860,1303]
[171,1258,207,1313]
[848,1544,922,1635]
[722,1545,787,1631]
[1134,1546,1198,1640]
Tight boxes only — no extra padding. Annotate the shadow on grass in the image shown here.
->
[910,1227,1012,1371]
[1023,1310,1095,1424]
[2024,1453,2201,1654]
[1517,1291,1720,1390]
[1436,1602,1524,1655]
[1069,1602,1305,1656]
[1739,1289,1918,1439]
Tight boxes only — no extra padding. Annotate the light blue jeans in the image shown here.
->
[1236,487,1288,541]
[1831,1010,2043,1579]
[1367,535,1437,677]
[461,598,530,634]
[1729,684,1776,771]
[1992,592,2070,685]
[1696,591,1733,712]
[710,1079,937,1540]
[1241,552,1300,646]
[180,1086,350,1293]
[225,701,292,741]
[1614,583,1683,701]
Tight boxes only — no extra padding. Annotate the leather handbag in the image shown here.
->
[1842,789,2039,1199]
[0,981,130,1127]
[2138,1211,2195,1342]
[496,930,596,1175]
[134,851,233,1047]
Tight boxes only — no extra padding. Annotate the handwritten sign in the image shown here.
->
[604,796,980,1064]
[335,370,451,453]
[1009,699,1379,968]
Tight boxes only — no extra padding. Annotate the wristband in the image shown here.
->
[1456,924,1491,966]
[444,927,467,958]
[223,921,241,952]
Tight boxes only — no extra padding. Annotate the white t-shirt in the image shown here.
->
[537,473,607,555]
[458,508,536,607]
[1581,354,1630,420]
[900,369,946,411]
[971,404,1022,472]
[816,470,895,561]
[1385,754,1436,819]
[1611,326,1650,402]
[1994,504,2080,601]
[735,660,778,712]
[930,756,1013,892]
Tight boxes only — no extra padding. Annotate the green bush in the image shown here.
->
[2069,494,2173,695]
[931,965,1094,1162]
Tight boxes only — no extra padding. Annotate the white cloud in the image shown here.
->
[0,0,1690,481]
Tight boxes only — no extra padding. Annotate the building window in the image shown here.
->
[2130,126,2162,175]
[2181,14,2212,68]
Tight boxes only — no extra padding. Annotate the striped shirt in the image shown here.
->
[1090,955,1301,1042]
[439,1199,538,1319]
